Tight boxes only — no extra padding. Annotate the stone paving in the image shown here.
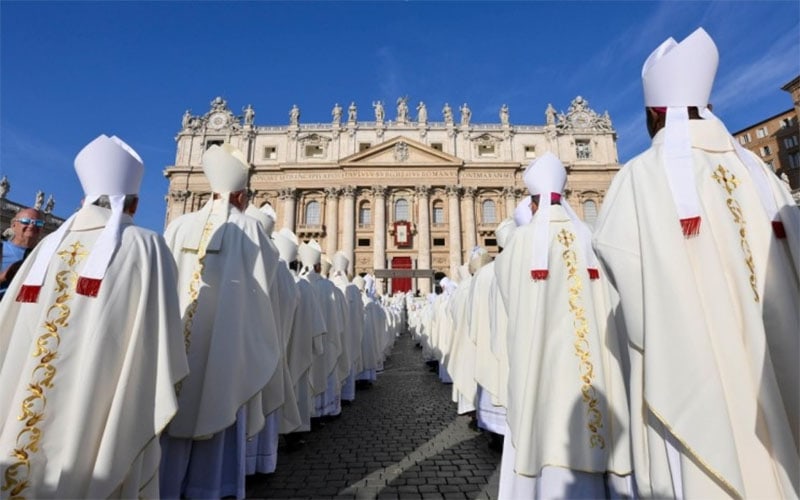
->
[246,332,502,499]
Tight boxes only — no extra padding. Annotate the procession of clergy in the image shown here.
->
[1,27,799,499]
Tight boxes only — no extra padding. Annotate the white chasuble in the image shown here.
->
[593,119,800,499]
[290,275,326,430]
[0,206,188,498]
[446,276,477,411]
[164,206,281,439]
[495,205,632,479]
[304,272,343,395]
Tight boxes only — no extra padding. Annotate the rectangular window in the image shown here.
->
[304,145,324,158]
[358,207,371,227]
[784,135,799,148]
[358,238,371,247]
[432,206,445,225]
[263,146,277,159]
[790,152,800,169]
[433,238,446,247]
[761,145,771,157]
[431,143,443,151]
[484,237,497,247]
[756,126,768,138]
[206,139,223,149]
[739,133,751,144]
[477,144,495,157]
[765,160,775,171]
[576,139,591,159]
[359,142,371,152]
[524,146,536,159]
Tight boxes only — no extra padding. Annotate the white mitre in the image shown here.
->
[19,134,143,302]
[245,203,270,229]
[260,203,277,236]
[184,143,250,253]
[203,143,249,194]
[494,218,516,249]
[298,239,322,273]
[513,199,532,227]
[352,275,366,291]
[320,253,333,277]
[468,246,491,274]
[332,251,349,277]
[642,28,718,236]
[273,227,299,264]
[523,152,598,280]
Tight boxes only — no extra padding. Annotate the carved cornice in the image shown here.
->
[342,185,356,198]
[414,185,431,198]
[278,187,297,200]
[170,189,190,202]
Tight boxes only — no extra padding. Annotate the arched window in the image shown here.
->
[358,200,371,227]
[482,199,497,223]
[432,200,445,225]
[394,198,410,221]
[305,200,321,225]
[583,199,598,227]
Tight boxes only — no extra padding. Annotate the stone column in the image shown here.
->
[463,186,477,252]
[324,187,340,258]
[342,186,356,275]
[279,187,297,232]
[503,185,517,219]
[415,185,432,294]
[446,185,462,278]
[372,186,387,294]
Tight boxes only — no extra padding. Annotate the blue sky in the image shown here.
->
[2,1,798,233]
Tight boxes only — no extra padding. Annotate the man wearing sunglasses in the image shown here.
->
[0,207,44,297]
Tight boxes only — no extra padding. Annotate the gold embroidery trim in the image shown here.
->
[557,229,606,449]
[181,222,214,353]
[711,165,759,302]
[176,222,213,395]
[2,241,86,499]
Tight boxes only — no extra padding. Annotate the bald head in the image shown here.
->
[11,207,44,248]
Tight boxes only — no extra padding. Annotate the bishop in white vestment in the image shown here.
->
[593,28,799,499]
[330,252,365,402]
[160,144,282,499]
[0,135,188,498]
[495,153,632,499]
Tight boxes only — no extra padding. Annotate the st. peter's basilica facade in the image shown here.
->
[164,96,620,294]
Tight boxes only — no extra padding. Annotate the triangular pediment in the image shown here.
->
[471,132,504,145]
[340,136,462,167]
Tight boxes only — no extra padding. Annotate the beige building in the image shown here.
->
[733,109,800,190]
[733,75,800,195]
[164,96,620,294]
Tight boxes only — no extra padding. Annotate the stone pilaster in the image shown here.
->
[463,186,477,252]
[342,186,356,275]
[279,187,297,232]
[446,185,462,277]
[372,186,387,294]
[502,185,517,219]
[324,187,340,259]
[415,185,432,294]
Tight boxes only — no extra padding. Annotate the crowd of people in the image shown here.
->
[0,27,798,500]
[0,137,405,498]
[407,27,798,500]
